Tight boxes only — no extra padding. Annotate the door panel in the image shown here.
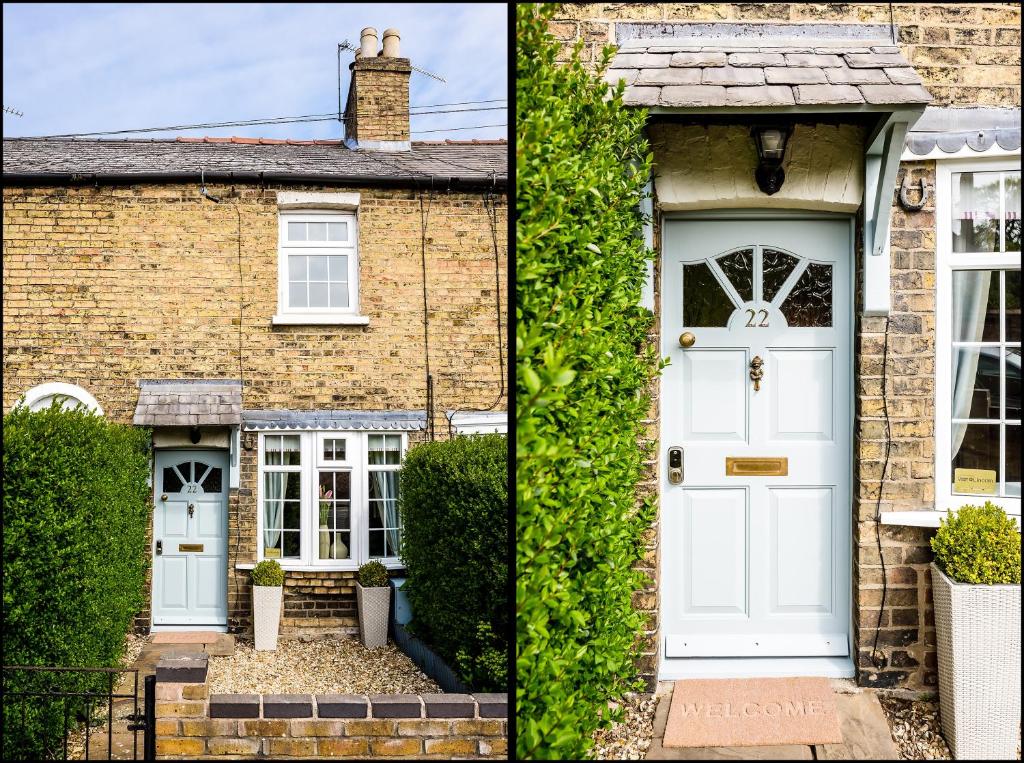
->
[769,349,834,441]
[769,487,833,613]
[682,351,748,441]
[661,217,851,673]
[153,451,229,626]
[684,489,747,615]
[160,557,189,610]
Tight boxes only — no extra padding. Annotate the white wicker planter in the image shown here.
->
[253,584,283,651]
[930,563,1021,760]
[356,583,390,649]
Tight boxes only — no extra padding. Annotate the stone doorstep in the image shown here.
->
[151,630,221,644]
[645,685,898,761]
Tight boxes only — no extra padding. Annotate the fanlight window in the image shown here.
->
[162,460,223,494]
[682,245,833,328]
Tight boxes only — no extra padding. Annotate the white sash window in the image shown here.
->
[936,157,1021,518]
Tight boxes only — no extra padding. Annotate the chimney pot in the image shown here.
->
[359,27,378,59]
[382,28,400,58]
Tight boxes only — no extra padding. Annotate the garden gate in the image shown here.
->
[1,665,156,761]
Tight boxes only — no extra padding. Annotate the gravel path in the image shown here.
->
[590,692,657,760]
[879,695,1021,760]
[207,637,440,695]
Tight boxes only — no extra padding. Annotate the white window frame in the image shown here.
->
[255,430,407,570]
[935,155,1021,519]
[273,211,369,326]
[366,433,405,566]
[18,382,103,414]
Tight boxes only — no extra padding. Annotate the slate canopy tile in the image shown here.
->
[614,35,932,109]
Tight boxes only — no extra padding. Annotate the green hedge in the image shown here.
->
[516,4,662,759]
[399,433,508,692]
[3,403,151,759]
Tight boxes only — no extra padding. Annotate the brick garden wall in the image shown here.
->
[154,654,507,759]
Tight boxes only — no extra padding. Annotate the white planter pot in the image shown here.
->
[253,584,283,651]
[356,583,390,649]
[931,563,1021,760]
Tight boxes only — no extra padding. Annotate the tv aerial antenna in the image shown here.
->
[4,105,24,117]
[337,40,446,124]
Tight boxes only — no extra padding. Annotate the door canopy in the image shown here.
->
[610,22,932,316]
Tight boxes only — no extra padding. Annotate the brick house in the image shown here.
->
[550,3,1019,691]
[2,27,508,639]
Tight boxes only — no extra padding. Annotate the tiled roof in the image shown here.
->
[609,37,932,108]
[242,409,427,431]
[134,380,242,426]
[1,137,507,184]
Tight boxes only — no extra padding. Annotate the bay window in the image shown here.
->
[936,157,1021,517]
[257,431,407,568]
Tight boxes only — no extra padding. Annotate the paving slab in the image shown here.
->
[203,633,236,656]
[814,692,900,760]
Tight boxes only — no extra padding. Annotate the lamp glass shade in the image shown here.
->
[757,128,786,160]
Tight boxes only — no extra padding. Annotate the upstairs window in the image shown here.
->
[275,211,365,324]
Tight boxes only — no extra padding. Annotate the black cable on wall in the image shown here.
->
[419,184,435,440]
[871,315,893,669]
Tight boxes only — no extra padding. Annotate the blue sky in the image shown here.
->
[2,3,507,141]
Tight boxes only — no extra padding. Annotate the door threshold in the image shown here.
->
[659,655,854,681]
[150,624,228,633]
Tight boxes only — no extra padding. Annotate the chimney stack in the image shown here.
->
[344,26,411,151]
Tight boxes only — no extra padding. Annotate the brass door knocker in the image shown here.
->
[749,356,764,391]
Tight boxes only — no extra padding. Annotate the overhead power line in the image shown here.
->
[412,123,507,134]
[4,105,24,117]
[24,103,507,139]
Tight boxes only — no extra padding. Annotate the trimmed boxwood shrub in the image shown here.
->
[399,433,507,692]
[357,560,388,588]
[931,502,1021,584]
[517,4,662,759]
[251,559,284,587]
[3,402,151,759]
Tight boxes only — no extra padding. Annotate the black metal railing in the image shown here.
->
[1,666,155,761]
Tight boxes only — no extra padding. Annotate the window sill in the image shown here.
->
[236,562,405,572]
[272,313,368,323]
[272,314,370,326]
[879,509,1022,528]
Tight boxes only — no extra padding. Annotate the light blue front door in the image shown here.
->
[153,451,228,626]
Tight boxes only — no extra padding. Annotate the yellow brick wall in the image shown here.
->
[551,2,1021,106]
[2,183,507,428]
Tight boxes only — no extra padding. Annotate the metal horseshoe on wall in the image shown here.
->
[898,172,931,212]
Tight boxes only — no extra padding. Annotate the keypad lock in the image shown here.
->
[668,447,683,485]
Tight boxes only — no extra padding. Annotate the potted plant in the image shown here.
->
[930,501,1021,760]
[252,559,285,651]
[356,560,390,649]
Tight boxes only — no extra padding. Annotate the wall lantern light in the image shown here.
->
[189,426,202,444]
[752,125,792,196]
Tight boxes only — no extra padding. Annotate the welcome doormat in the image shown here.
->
[663,677,843,747]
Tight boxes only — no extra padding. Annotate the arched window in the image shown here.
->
[19,383,104,415]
